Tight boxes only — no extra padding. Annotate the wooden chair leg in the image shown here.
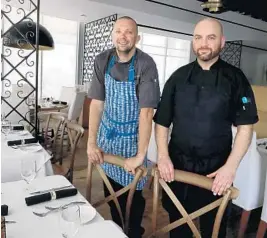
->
[237,210,251,238]
[256,220,267,238]
[148,176,154,190]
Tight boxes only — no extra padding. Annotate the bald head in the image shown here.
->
[192,18,225,62]
[194,18,223,36]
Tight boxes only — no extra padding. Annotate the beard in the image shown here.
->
[116,43,134,54]
[194,46,221,61]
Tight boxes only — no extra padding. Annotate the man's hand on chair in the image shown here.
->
[124,154,144,175]
[157,154,174,183]
[207,163,236,196]
[87,143,103,164]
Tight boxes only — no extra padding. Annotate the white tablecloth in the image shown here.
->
[1,131,53,183]
[233,131,267,210]
[1,175,127,238]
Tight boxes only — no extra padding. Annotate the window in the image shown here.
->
[2,7,79,100]
[40,15,78,99]
[137,32,191,92]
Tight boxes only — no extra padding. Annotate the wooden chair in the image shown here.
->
[86,154,147,235]
[39,112,65,160]
[149,168,239,238]
[52,121,84,183]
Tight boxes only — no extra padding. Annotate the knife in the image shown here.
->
[6,221,16,224]
[29,185,73,195]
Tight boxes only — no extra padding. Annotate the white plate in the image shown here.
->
[79,204,97,225]
[19,144,43,153]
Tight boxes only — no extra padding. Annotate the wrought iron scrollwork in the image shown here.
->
[1,0,39,135]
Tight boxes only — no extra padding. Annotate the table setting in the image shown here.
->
[1,175,127,238]
[1,122,53,183]
[38,97,68,112]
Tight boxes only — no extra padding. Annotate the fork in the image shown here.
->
[45,201,86,210]
[33,209,58,217]
[33,201,87,217]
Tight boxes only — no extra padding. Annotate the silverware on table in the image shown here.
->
[5,220,16,224]
[29,185,72,195]
[45,201,86,210]
[33,201,86,217]
[33,209,58,217]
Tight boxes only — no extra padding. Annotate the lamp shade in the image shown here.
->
[3,20,54,50]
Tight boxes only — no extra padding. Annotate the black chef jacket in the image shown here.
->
[153,58,259,174]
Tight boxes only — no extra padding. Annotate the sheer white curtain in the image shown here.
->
[40,15,78,99]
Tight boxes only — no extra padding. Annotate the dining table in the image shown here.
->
[1,129,54,183]
[1,175,128,238]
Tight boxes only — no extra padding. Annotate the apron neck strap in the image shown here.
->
[107,53,136,82]
[128,53,136,82]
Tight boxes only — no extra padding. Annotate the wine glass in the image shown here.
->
[1,120,11,139]
[59,205,81,238]
[21,158,37,189]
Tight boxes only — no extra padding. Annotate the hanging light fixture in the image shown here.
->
[3,20,54,50]
[201,0,227,13]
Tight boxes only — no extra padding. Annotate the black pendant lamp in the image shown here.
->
[4,20,54,50]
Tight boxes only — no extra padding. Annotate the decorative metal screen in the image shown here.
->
[220,40,242,68]
[1,0,39,135]
[82,14,117,83]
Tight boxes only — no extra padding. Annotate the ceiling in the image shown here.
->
[4,0,267,49]
[197,0,267,22]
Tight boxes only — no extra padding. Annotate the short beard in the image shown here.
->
[116,45,133,55]
[194,47,221,62]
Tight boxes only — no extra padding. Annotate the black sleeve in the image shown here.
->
[138,59,160,108]
[153,74,176,128]
[232,69,259,126]
[87,56,105,101]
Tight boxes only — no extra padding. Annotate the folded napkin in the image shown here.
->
[60,101,67,105]
[12,125,24,131]
[25,188,78,206]
[7,138,38,146]
[1,205,8,216]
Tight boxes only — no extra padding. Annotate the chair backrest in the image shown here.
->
[58,86,76,105]
[67,91,86,121]
[41,112,65,149]
[86,155,147,235]
[150,168,239,238]
[59,121,84,182]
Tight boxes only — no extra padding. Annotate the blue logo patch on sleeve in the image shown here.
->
[242,97,251,104]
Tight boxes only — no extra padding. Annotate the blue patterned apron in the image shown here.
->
[97,54,147,190]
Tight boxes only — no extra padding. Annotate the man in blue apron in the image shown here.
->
[87,16,160,237]
[154,18,258,238]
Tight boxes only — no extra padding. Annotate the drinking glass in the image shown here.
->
[59,205,81,238]
[21,158,37,189]
[1,120,11,138]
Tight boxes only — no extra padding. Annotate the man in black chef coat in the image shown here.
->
[153,18,259,238]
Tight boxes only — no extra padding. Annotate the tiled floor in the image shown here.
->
[61,130,262,238]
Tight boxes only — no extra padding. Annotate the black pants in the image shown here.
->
[162,181,229,238]
[103,177,146,238]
